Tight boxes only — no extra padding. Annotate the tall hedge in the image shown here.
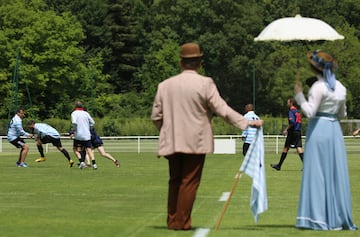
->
[0,116,357,136]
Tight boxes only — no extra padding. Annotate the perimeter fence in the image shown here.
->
[1,135,360,155]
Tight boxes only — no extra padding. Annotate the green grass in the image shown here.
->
[0,150,358,237]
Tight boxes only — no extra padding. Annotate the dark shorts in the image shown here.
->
[285,131,302,148]
[243,143,251,156]
[40,135,62,147]
[73,139,92,150]
[10,137,26,149]
[91,136,103,148]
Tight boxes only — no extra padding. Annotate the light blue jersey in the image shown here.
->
[34,123,60,139]
[7,114,30,142]
[242,111,260,144]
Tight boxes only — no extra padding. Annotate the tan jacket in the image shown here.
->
[151,70,249,157]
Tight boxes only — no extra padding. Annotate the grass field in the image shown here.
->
[0,150,358,237]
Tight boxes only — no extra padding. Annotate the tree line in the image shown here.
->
[1,0,360,124]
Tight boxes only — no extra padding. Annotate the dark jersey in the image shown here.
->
[288,106,302,132]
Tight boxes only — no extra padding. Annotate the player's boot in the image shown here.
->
[114,160,120,168]
[69,160,74,167]
[35,157,46,162]
[17,162,28,168]
[270,163,281,171]
[78,162,86,169]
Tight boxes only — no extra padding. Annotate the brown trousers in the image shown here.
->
[166,153,205,230]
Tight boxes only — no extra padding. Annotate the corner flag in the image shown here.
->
[240,127,268,222]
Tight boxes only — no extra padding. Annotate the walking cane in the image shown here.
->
[214,170,243,230]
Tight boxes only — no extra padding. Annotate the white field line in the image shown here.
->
[219,191,230,202]
[193,228,210,237]
[193,191,230,237]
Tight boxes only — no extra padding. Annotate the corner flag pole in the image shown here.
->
[215,170,243,231]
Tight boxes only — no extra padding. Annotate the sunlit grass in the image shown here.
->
[0,150,358,237]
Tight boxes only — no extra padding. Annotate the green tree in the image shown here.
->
[45,0,143,94]
[1,0,360,121]
[135,40,181,109]
[136,0,265,113]
[104,0,142,93]
[0,0,106,119]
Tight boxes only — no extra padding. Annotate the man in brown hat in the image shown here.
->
[151,42,263,230]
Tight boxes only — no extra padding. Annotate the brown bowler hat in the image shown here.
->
[180,43,203,58]
[307,50,338,72]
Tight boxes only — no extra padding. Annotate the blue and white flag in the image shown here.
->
[240,127,268,222]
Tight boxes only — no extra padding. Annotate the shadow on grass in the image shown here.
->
[215,224,295,230]
[150,226,169,230]
[150,225,200,231]
[151,224,296,232]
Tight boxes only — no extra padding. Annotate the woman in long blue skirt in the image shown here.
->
[294,50,357,230]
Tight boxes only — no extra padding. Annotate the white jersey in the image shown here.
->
[71,109,95,141]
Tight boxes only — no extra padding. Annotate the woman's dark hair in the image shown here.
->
[310,63,322,75]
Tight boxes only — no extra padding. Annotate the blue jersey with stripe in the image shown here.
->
[242,111,260,144]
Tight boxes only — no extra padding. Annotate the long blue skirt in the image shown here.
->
[296,117,357,230]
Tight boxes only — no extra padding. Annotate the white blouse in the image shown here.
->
[295,77,347,119]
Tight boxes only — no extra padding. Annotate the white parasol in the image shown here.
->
[251,15,344,109]
[254,14,344,42]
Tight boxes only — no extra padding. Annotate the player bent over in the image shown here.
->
[28,121,74,167]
